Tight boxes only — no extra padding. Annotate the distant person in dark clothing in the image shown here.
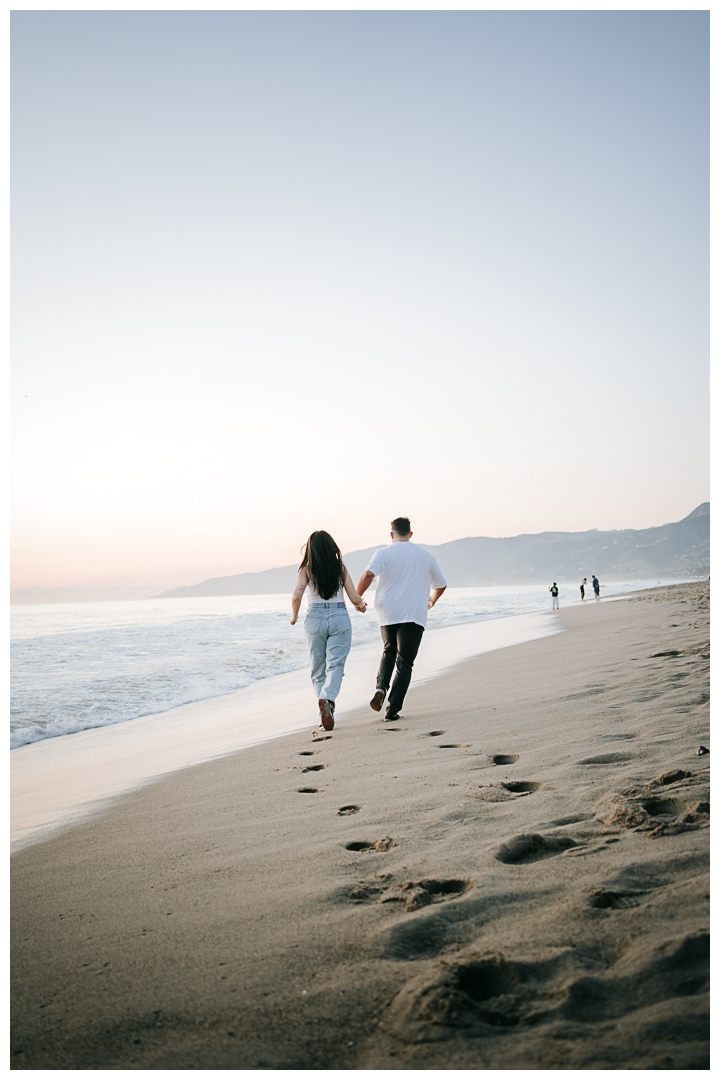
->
[580,577,587,600]
[592,575,600,599]
[549,582,559,610]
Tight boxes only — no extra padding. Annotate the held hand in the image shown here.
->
[355,600,367,613]
[290,616,297,625]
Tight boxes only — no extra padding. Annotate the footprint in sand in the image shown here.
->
[347,874,473,910]
[337,805,361,816]
[469,780,548,802]
[640,796,688,820]
[381,953,530,1028]
[431,956,522,1023]
[395,878,473,910]
[345,837,396,852]
[560,931,709,1024]
[500,781,548,794]
[495,833,578,864]
[299,751,318,757]
[540,813,592,827]
[438,743,470,749]
[594,778,709,830]
[491,754,519,765]
[578,752,634,765]
[421,730,446,738]
[381,928,708,1036]
[653,768,692,785]
[301,763,326,773]
[587,889,649,910]
[297,787,322,794]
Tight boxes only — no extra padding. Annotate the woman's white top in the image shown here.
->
[306,572,345,604]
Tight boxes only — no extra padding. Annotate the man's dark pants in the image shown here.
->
[377,622,425,712]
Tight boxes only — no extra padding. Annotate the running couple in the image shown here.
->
[291,517,447,730]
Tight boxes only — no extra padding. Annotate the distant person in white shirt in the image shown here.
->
[356,517,447,722]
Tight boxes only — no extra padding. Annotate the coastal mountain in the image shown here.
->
[155,504,709,598]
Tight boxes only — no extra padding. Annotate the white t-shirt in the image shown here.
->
[366,541,447,628]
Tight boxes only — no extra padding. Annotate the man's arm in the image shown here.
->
[356,570,375,597]
[428,586,446,610]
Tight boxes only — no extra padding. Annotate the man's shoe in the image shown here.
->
[318,699,335,731]
[370,689,386,712]
[385,711,400,722]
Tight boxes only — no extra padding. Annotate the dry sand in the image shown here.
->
[11,582,709,1070]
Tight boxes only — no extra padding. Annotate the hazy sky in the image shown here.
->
[12,10,709,591]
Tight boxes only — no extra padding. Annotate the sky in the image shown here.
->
[11,10,709,595]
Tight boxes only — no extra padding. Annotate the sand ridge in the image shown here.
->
[10,582,709,1069]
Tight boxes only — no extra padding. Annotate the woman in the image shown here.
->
[291,531,366,731]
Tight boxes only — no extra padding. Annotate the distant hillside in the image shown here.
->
[155,503,709,598]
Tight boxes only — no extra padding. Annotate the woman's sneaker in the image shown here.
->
[318,699,335,731]
[370,690,386,712]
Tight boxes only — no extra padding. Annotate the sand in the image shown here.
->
[10,582,709,1070]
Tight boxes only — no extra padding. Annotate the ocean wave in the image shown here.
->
[10,580,688,748]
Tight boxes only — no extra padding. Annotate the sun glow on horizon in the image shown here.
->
[12,11,709,594]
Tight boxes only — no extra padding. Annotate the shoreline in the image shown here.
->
[10,581,709,1069]
[11,578,697,755]
[9,583,697,853]
[10,574,705,608]
[11,604,563,852]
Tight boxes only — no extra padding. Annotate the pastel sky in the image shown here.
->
[11,10,709,593]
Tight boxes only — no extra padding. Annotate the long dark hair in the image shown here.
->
[300,531,345,600]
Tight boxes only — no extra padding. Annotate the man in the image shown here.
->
[356,517,447,722]
[592,574,600,599]
[549,582,559,610]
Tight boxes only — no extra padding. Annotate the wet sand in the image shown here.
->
[10,582,709,1069]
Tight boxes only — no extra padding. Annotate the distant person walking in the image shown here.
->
[356,517,447,722]
[580,577,587,600]
[291,531,366,731]
[550,582,559,610]
[592,574,600,599]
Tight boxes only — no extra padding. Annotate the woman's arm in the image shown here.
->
[342,567,367,613]
[291,569,309,624]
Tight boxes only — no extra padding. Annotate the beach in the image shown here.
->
[10,581,709,1069]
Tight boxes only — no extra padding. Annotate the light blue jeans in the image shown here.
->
[304,603,352,705]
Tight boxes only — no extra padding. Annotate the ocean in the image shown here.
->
[10,578,689,750]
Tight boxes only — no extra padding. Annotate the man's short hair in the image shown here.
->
[391,517,411,537]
